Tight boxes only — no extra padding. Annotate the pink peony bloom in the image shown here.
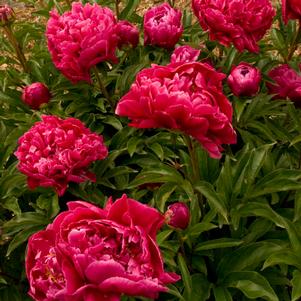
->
[282,0,301,23]
[227,62,261,97]
[143,3,183,49]
[192,0,275,53]
[115,62,236,159]
[26,195,180,301]
[116,20,139,49]
[21,82,51,109]
[267,64,301,106]
[46,2,118,83]
[14,115,108,196]
[165,202,190,230]
[0,5,15,26]
[171,45,200,64]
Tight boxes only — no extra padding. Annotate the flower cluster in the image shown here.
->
[46,2,118,83]
[26,195,180,301]
[144,3,183,49]
[14,115,108,195]
[192,0,275,52]
[267,64,301,106]
[116,61,236,159]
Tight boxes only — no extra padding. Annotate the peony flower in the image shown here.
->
[116,20,139,49]
[143,3,183,49]
[266,64,301,106]
[14,115,108,196]
[165,202,190,230]
[115,62,236,159]
[170,45,200,64]
[21,82,51,109]
[46,2,118,83]
[26,195,180,301]
[282,0,301,23]
[227,62,261,97]
[0,5,15,26]
[192,0,275,53]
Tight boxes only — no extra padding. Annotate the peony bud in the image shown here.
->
[227,63,261,97]
[267,64,301,106]
[143,3,183,49]
[21,82,51,109]
[165,202,190,230]
[116,20,139,49]
[0,5,15,27]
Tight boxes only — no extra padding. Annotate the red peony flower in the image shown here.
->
[46,2,118,83]
[192,0,275,53]
[227,62,261,97]
[282,0,301,23]
[14,115,108,196]
[115,62,236,159]
[116,20,139,49]
[143,3,183,49]
[171,45,200,64]
[21,82,51,109]
[26,195,180,301]
[266,64,301,106]
[165,202,190,230]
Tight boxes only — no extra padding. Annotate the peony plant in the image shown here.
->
[1,0,301,300]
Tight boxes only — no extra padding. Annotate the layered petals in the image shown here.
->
[26,195,180,300]
[14,115,108,195]
[46,2,118,83]
[192,0,275,52]
[116,62,236,159]
[144,3,183,49]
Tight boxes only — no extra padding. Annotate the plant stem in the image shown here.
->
[115,0,120,19]
[184,135,200,183]
[3,25,28,73]
[92,66,114,109]
[287,21,301,61]
[66,0,71,8]
[183,135,204,216]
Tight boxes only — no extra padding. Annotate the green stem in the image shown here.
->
[66,0,71,8]
[115,0,120,19]
[183,135,204,216]
[92,66,114,109]
[3,25,28,73]
[287,21,301,62]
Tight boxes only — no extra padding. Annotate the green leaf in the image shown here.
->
[291,270,301,301]
[148,142,164,161]
[213,287,233,301]
[195,182,228,223]
[6,225,44,256]
[187,222,217,238]
[168,285,185,301]
[262,250,301,270]
[128,165,183,189]
[224,271,278,301]
[178,253,192,299]
[247,169,301,198]
[195,238,243,252]
[217,242,284,279]
[187,274,212,301]
[120,0,140,19]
